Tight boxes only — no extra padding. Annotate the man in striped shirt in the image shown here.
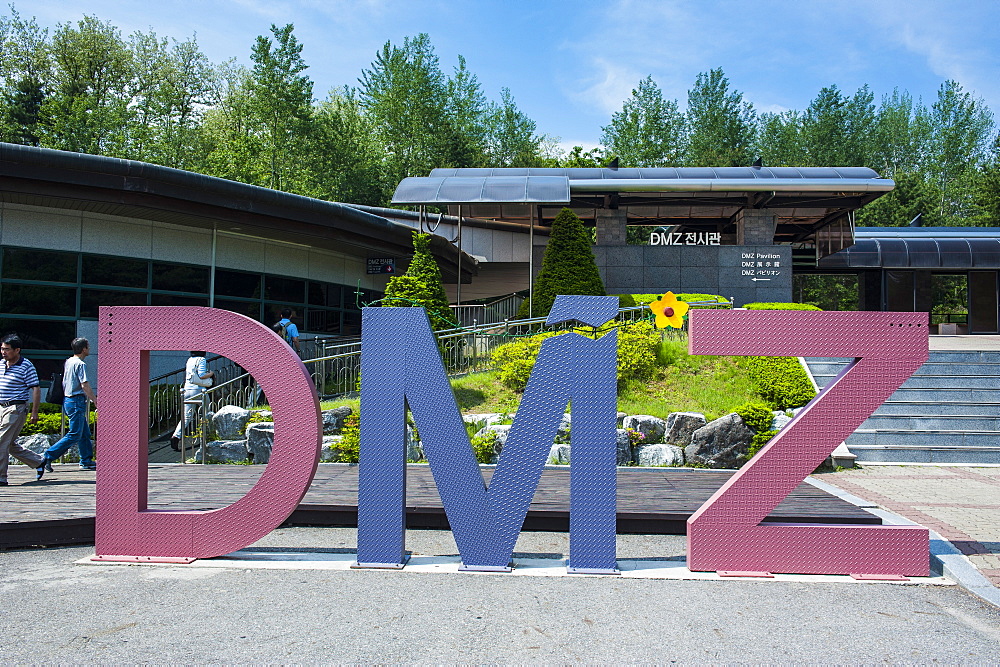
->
[0,334,45,485]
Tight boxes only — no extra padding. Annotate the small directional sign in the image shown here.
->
[367,257,396,274]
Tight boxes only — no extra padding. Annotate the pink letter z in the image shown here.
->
[687,310,929,576]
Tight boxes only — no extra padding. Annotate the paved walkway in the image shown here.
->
[822,465,1000,590]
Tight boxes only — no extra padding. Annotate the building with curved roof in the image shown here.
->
[0,143,477,378]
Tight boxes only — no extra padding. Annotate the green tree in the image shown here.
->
[685,68,756,167]
[870,89,933,178]
[484,87,544,167]
[971,132,1000,226]
[928,80,994,222]
[309,88,387,205]
[122,33,216,169]
[559,145,605,168]
[755,110,805,167]
[40,15,132,154]
[601,75,686,167]
[800,85,875,166]
[358,34,452,184]
[856,171,943,226]
[382,231,453,330]
[516,207,605,319]
[248,23,314,191]
[0,8,51,146]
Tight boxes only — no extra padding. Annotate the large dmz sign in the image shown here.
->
[94,297,930,576]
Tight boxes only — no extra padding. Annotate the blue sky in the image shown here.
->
[27,0,1000,151]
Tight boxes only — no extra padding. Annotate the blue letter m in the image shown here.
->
[356,296,619,573]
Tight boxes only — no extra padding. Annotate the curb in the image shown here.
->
[808,476,1000,609]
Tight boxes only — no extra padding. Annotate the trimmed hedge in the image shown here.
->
[491,321,662,392]
[516,208,605,319]
[617,293,729,308]
[743,302,821,311]
[735,302,819,409]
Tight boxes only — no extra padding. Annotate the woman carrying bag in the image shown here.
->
[169,351,214,451]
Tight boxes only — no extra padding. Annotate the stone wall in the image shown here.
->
[593,245,792,306]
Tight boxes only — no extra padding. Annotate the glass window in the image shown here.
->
[970,271,998,333]
[885,271,915,311]
[265,275,305,304]
[308,282,343,308]
[264,303,302,328]
[82,255,148,288]
[0,319,76,350]
[28,356,65,385]
[151,294,208,307]
[343,310,361,335]
[306,308,342,334]
[215,269,261,299]
[80,289,147,318]
[2,248,76,283]
[1,284,76,316]
[152,263,210,294]
[215,299,261,320]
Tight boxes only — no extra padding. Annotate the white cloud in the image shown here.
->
[869,0,1000,111]
[569,57,645,116]
[757,104,791,115]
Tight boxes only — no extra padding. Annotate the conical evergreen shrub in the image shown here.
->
[382,231,454,330]
[516,207,605,318]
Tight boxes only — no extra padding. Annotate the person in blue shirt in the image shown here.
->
[276,308,301,354]
[0,334,46,485]
[38,337,98,478]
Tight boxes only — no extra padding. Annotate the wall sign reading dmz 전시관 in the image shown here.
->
[91,297,930,576]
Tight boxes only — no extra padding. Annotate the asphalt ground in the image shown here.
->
[2,527,1000,664]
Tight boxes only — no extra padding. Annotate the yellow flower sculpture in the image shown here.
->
[649,291,689,329]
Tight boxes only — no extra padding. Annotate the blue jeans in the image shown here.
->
[45,395,94,466]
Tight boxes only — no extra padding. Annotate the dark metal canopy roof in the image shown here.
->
[0,143,477,282]
[392,175,570,205]
[391,166,893,246]
[819,227,1000,270]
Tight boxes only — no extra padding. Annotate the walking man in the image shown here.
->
[274,308,301,354]
[0,334,46,485]
[38,337,98,477]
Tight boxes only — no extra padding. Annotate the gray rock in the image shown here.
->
[635,443,685,467]
[664,412,707,447]
[322,406,353,435]
[250,409,272,421]
[474,425,511,463]
[791,406,807,417]
[212,406,251,440]
[462,413,506,428]
[615,429,633,466]
[555,413,571,444]
[10,434,58,463]
[246,422,274,464]
[549,443,571,464]
[770,413,793,431]
[192,440,249,464]
[406,425,423,462]
[685,414,754,469]
[622,415,666,444]
[616,411,628,428]
[321,435,345,462]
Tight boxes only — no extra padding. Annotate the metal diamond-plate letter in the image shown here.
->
[358,297,619,572]
[686,310,929,576]
[95,306,321,559]
[547,294,619,327]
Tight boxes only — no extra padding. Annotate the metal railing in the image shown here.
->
[449,293,525,328]
[158,297,732,454]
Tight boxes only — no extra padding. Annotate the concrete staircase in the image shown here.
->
[804,352,1000,464]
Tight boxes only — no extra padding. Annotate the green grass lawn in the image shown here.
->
[449,338,763,421]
